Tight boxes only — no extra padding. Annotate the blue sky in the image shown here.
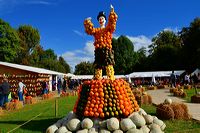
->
[1,0,200,71]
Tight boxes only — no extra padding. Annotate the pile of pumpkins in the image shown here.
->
[73,79,139,119]
[46,109,166,133]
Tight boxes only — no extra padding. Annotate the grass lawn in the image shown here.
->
[0,96,77,133]
[0,97,200,133]
[183,88,200,102]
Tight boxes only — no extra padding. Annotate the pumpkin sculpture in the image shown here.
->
[73,5,139,119]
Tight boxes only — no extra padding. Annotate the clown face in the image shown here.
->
[98,16,106,28]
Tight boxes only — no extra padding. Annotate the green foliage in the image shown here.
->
[16,25,40,65]
[149,30,182,55]
[74,61,94,75]
[58,56,71,73]
[180,17,200,70]
[0,19,20,62]
[112,36,137,74]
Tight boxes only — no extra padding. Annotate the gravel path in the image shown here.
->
[147,88,200,121]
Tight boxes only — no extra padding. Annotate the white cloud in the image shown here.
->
[163,27,180,33]
[73,30,85,37]
[113,35,152,52]
[27,1,53,5]
[0,0,54,14]
[126,35,152,51]
[62,41,94,72]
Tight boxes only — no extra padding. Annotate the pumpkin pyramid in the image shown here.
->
[73,78,139,119]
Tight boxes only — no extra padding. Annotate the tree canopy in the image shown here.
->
[0,19,20,62]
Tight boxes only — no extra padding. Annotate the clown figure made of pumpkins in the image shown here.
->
[72,5,140,119]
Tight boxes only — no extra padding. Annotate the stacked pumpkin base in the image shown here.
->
[73,79,139,119]
[46,79,166,132]
[46,109,166,133]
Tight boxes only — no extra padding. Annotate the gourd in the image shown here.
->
[66,118,81,131]
[107,117,119,131]
[56,126,68,133]
[120,118,136,131]
[46,124,58,133]
[130,113,146,127]
[81,118,93,129]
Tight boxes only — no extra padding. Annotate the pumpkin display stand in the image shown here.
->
[46,5,166,133]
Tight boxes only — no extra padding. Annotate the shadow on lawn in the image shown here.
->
[0,117,61,132]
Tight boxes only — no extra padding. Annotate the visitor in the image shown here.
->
[170,71,176,88]
[18,79,26,101]
[42,80,48,94]
[57,78,62,95]
[184,73,190,85]
[62,78,67,92]
[0,78,11,106]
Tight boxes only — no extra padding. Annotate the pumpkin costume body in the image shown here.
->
[73,8,139,119]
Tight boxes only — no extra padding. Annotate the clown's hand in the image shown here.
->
[86,17,92,21]
[110,4,114,11]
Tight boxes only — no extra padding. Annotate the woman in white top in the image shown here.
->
[18,80,26,101]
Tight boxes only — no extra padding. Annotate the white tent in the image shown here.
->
[71,75,126,80]
[127,70,185,78]
[191,68,200,76]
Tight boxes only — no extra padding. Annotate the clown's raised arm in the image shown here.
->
[106,4,118,33]
[84,17,96,35]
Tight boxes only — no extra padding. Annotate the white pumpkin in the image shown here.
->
[130,113,146,127]
[56,126,68,133]
[143,114,153,124]
[76,129,88,133]
[113,129,123,133]
[164,98,172,104]
[120,118,136,131]
[99,129,111,133]
[88,127,98,133]
[127,128,143,133]
[46,124,58,133]
[107,117,119,131]
[140,125,150,133]
[66,118,81,131]
[138,108,147,116]
[81,118,93,129]
[160,123,166,131]
[153,119,164,127]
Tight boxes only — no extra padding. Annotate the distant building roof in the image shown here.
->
[0,61,65,75]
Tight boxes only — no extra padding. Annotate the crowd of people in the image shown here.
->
[0,78,26,107]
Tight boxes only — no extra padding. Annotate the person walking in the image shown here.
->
[170,71,176,88]
[0,78,11,106]
[62,78,67,92]
[18,80,26,101]
[57,78,62,95]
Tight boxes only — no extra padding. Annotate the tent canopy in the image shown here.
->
[127,70,185,78]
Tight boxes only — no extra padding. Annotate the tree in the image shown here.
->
[74,61,94,75]
[0,19,20,62]
[41,49,57,60]
[148,30,182,55]
[16,25,40,65]
[180,17,200,70]
[146,30,182,71]
[112,36,137,74]
[59,56,71,73]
